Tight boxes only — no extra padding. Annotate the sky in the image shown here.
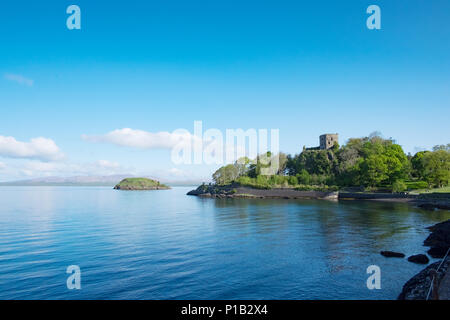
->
[0,0,449,182]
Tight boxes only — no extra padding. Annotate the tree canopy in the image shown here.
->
[210,133,449,191]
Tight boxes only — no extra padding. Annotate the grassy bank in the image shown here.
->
[409,186,450,195]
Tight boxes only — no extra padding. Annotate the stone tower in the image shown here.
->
[320,133,338,150]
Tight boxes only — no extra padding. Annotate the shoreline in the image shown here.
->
[187,184,450,209]
[398,219,450,300]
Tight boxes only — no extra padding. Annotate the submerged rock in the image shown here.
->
[407,254,430,264]
[380,251,405,258]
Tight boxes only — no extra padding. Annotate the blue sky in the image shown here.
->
[0,0,449,182]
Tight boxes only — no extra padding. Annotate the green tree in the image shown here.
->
[411,151,428,179]
[297,169,311,185]
[422,150,450,187]
[361,154,389,186]
[212,164,239,185]
[392,180,407,193]
[383,143,409,183]
[288,176,298,186]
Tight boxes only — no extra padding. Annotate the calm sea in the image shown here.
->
[0,186,448,300]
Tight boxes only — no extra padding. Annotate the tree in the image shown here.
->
[392,180,407,193]
[277,152,288,175]
[422,150,450,187]
[357,136,409,187]
[411,151,429,179]
[335,145,362,186]
[361,154,389,186]
[297,169,311,185]
[383,143,409,184]
[212,164,239,185]
[432,144,450,152]
[235,157,252,177]
[288,176,298,186]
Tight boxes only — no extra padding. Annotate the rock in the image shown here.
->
[424,220,450,258]
[407,254,429,264]
[198,193,212,197]
[427,247,449,259]
[398,260,450,300]
[380,251,405,258]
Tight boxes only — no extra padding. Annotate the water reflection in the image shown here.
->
[0,187,448,300]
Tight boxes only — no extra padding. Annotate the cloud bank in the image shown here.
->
[0,136,65,161]
[82,128,197,149]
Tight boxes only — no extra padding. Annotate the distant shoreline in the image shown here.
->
[0,183,198,187]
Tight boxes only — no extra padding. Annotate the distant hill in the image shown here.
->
[0,175,203,187]
[0,175,130,186]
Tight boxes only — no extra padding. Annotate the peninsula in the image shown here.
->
[188,133,450,207]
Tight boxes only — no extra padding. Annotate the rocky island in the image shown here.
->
[113,178,170,190]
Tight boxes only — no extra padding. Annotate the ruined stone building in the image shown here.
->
[319,134,339,150]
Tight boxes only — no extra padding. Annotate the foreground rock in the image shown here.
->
[398,219,450,299]
[114,178,170,190]
[380,251,405,258]
[398,259,450,300]
[407,254,430,264]
[424,220,450,258]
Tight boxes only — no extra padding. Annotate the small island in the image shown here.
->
[113,178,170,190]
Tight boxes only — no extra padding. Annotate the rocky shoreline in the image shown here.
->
[398,259,450,300]
[398,219,450,300]
[187,183,338,200]
[187,184,450,210]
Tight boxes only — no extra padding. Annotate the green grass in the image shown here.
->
[409,186,450,194]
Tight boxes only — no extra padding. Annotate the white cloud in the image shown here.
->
[82,128,197,149]
[4,73,34,86]
[0,136,65,161]
[82,128,255,165]
[0,162,6,170]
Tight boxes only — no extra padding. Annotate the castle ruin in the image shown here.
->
[319,133,339,150]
